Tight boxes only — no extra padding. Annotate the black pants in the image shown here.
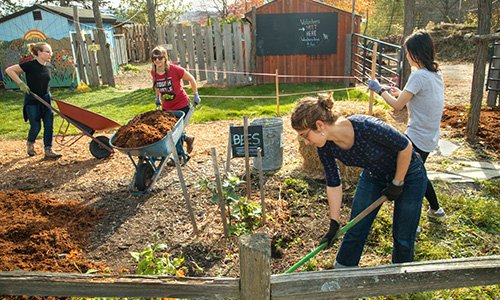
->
[409,140,440,210]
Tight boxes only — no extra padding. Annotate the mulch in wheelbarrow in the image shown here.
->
[113,110,178,148]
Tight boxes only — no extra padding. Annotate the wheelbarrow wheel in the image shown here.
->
[89,136,112,159]
[135,162,155,191]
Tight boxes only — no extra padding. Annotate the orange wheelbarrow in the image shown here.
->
[29,92,120,159]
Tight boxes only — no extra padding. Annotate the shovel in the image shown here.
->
[284,195,388,274]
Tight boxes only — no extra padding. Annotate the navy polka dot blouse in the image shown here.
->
[318,115,409,187]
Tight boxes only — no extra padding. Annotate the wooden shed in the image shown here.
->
[248,0,361,84]
[0,4,118,88]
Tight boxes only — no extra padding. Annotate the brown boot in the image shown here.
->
[185,136,195,154]
[27,141,36,156]
[44,147,62,160]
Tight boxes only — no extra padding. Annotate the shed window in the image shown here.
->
[33,11,42,20]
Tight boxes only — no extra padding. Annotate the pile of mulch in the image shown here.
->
[112,110,178,148]
[0,190,106,272]
[441,105,500,152]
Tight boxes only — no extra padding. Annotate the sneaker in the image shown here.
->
[44,148,62,160]
[185,136,195,154]
[27,141,36,156]
[428,207,446,220]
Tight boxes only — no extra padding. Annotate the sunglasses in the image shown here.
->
[152,55,164,61]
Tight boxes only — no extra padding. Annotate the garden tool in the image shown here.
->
[284,195,388,274]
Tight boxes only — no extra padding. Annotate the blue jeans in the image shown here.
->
[163,105,189,163]
[336,155,427,266]
[25,94,54,148]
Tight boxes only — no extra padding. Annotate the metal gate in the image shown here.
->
[351,34,403,88]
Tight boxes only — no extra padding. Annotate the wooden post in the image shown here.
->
[226,123,233,174]
[194,24,206,81]
[243,117,251,201]
[243,23,252,84]
[369,42,378,115]
[344,33,352,86]
[223,23,234,86]
[167,132,199,236]
[185,26,196,80]
[211,147,229,238]
[72,6,92,85]
[257,148,265,224]
[71,33,86,84]
[250,7,257,77]
[239,234,271,300]
[205,25,215,84]
[275,69,280,116]
[213,19,224,85]
[92,0,115,86]
[466,0,492,141]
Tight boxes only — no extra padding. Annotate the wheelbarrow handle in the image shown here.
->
[284,195,388,274]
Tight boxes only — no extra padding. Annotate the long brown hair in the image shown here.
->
[291,93,339,131]
[151,46,170,90]
[404,31,439,72]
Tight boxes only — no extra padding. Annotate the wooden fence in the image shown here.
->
[114,34,129,66]
[123,21,253,86]
[1,234,498,299]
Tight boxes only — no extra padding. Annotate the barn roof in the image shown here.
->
[0,4,116,24]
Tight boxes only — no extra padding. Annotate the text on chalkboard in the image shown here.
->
[230,125,264,158]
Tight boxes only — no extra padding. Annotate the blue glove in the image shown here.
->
[368,79,382,93]
[193,92,201,105]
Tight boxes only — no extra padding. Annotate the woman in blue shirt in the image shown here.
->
[291,94,427,267]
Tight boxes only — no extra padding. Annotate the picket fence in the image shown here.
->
[123,21,253,86]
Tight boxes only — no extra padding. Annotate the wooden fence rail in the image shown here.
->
[1,234,498,299]
[123,22,253,87]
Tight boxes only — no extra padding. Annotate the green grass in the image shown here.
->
[0,82,368,140]
[365,179,500,299]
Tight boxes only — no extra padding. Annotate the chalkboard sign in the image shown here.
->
[256,12,338,56]
[230,125,264,158]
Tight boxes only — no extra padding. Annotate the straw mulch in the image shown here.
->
[298,102,407,182]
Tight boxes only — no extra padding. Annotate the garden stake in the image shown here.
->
[284,195,388,274]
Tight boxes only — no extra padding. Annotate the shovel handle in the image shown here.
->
[284,195,387,274]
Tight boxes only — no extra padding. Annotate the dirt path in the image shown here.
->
[1,62,498,277]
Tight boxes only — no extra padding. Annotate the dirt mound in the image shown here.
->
[0,190,106,272]
[441,105,500,152]
[112,110,178,148]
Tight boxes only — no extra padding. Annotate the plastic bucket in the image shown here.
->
[251,117,284,171]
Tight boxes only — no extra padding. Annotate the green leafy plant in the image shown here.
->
[120,64,140,72]
[130,242,186,276]
[198,173,261,235]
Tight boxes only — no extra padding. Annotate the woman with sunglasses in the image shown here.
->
[291,94,427,268]
[151,46,200,160]
[5,42,62,159]
[368,31,446,220]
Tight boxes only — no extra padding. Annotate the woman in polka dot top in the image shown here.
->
[291,94,427,268]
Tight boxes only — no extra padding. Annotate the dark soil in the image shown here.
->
[441,105,500,153]
[112,110,178,148]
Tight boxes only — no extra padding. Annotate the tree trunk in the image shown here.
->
[146,0,158,47]
[401,0,415,87]
[466,0,492,141]
[92,0,115,87]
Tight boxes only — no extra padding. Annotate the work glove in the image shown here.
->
[155,95,162,110]
[367,79,382,93]
[319,219,340,248]
[19,81,30,94]
[193,92,201,105]
[382,181,404,201]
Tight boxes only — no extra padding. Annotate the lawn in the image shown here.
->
[0,82,369,140]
